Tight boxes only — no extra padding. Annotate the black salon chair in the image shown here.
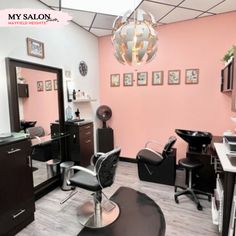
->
[27,126,52,162]
[174,158,211,210]
[27,126,45,138]
[20,120,37,133]
[137,136,177,185]
[68,148,121,228]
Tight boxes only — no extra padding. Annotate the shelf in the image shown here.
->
[73,98,97,103]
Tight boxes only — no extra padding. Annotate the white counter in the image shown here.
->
[214,143,236,173]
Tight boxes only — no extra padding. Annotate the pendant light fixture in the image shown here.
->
[111,8,158,66]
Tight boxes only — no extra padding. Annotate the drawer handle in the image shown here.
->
[8,148,21,155]
[12,209,26,219]
[84,126,91,129]
[85,139,91,144]
[86,132,91,135]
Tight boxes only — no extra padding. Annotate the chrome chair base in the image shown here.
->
[77,200,120,228]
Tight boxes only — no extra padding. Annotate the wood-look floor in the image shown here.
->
[17,162,219,236]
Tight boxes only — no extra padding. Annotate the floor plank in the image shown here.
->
[17,162,219,236]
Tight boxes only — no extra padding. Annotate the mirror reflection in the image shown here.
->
[16,67,60,187]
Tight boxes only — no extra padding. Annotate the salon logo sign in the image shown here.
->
[0,9,72,27]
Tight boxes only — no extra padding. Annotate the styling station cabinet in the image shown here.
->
[0,133,35,236]
[214,140,236,236]
[51,121,94,166]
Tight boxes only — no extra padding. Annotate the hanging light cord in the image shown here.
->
[59,0,61,11]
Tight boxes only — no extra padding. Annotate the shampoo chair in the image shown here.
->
[137,136,177,186]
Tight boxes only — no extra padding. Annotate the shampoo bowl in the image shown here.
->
[175,129,212,152]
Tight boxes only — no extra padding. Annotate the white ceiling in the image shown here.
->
[38,0,236,37]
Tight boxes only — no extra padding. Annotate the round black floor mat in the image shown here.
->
[78,187,166,236]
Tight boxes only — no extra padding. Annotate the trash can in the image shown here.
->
[46,159,60,178]
[60,161,75,191]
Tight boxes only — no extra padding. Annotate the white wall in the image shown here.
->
[0,0,100,133]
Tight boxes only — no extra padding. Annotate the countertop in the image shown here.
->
[0,132,29,146]
[64,120,93,126]
[214,142,236,172]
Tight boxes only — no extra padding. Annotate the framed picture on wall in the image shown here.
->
[53,79,58,90]
[185,69,199,84]
[37,81,44,92]
[45,80,52,91]
[110,74,120,87]
[123,73,133,86]
[26,37,45,59]
[168,70,181,85]
[137,72,148,86]
[152,71,163,85]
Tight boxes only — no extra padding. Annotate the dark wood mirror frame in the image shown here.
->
[5,57,66,199]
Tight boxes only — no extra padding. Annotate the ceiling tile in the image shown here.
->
[60,9,95,27]
[161,7,201,23]
[90,28,112,37]
[144,0,184,6]
[61,0,142,16]
[39,0,59,7]
[210,0,236,13]
[139,1,175,21]
[92,14,117,30]
[180,0,223,11]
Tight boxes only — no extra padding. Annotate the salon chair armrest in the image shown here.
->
[31,135,52,147]
[34,136,41,142]
[71,166,96,177]
[145,140,164,151]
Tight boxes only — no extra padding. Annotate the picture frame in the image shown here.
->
[185,69,199,84]
[45,80,52,91]
[137,72,148,86]
[123,73,133,86]
[37,81,44,92]
[53,79,58,90]
[152,71,164,85]
[168,70,181,85]
[110,74,120,87]
[26,37,45,59]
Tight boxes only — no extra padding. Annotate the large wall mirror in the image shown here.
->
[6,58,66,198]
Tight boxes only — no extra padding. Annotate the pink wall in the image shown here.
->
[21,68,58,135]
[99,12,236,160]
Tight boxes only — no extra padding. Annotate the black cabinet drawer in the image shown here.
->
[79,124,93,132]
[0,140,32,215]
[11,200,35,229]
[80,128,93,139]
[0,200,34,236]
[79,124,94,167]
[0,139,31,157]
[0,138,34,236]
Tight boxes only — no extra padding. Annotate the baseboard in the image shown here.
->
[120,156,137,163]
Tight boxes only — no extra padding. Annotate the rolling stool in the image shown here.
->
[174,158,211,210]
